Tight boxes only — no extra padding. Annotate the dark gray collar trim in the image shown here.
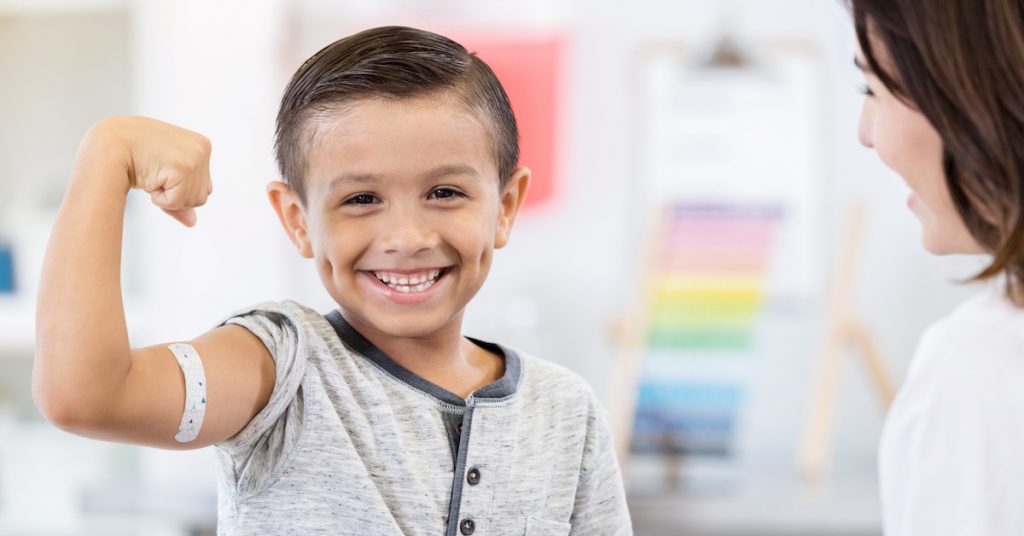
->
[324,310,521,405]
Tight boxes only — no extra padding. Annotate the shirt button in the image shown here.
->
[455,422,463,435]
[460,518,475,535]
[467,467,481,485]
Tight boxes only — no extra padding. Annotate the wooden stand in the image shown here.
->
[797,202,896,485]
[609,207,669,473]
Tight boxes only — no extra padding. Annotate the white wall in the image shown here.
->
[0,0,992,529]
[279,0,985,473]
[125,0,294,503]
[123,0,985,480]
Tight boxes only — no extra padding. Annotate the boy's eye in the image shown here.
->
[344,193,378,205]
[429,187,465,200]
[858,83,875,97]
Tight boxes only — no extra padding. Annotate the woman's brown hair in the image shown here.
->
[850,0,1024,304]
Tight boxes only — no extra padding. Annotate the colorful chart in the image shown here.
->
[631,202,782,456]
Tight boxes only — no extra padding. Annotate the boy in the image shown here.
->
[33,26,632,535]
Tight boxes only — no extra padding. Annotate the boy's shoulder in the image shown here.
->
[511,349,604,408]
[515,350,588,386]
[220,300,337,342]
[222,299,322,325]
[223,303,609,413]
[218,300,336,363]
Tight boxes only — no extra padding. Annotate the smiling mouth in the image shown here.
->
[371,268,448,293]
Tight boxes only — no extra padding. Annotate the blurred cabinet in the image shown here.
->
[0,5,207,535]
[0,6,135,352]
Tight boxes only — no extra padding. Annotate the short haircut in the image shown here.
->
[849,0,1024,304]
[274,26,519,201]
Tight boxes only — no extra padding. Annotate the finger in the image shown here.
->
[162,207,197,227]
[151,188,181,210]
[150,186,195,211]
[199,173,214,205]
[192,193,209,208]
[198,165,213,198]
[180,173,210,209]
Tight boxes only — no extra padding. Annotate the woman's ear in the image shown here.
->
[267,181,314,258]
[494,167,531,249]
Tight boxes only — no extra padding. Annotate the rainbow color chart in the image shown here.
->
[631,203,782,456]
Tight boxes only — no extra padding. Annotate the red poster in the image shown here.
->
[456,32,563,211]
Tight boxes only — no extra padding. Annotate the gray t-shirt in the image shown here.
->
[214,300,632,535]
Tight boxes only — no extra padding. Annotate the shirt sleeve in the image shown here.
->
[215,302,309,498]
[569,398,633,535]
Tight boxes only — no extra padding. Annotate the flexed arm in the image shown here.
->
[33,116,275,449]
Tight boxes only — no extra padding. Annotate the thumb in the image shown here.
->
[162,207,197,227]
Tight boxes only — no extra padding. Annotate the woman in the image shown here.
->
[851,0,1024,534]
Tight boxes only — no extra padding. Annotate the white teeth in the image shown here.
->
[373,268,444,293]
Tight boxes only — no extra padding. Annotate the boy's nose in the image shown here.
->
[379,211,440,256]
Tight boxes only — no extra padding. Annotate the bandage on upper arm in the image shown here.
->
[167,343,207,443]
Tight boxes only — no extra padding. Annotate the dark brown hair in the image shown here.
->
[274,26,519,201]
[850,0,1024,304]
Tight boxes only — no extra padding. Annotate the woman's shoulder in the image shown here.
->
[907,285,1024,405]
[923,284,1024,353]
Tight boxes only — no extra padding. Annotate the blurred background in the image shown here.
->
[0,0,991,534]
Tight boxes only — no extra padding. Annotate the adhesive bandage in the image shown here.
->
[168,343,207,443]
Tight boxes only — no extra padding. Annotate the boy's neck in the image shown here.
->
[341,312,504,399]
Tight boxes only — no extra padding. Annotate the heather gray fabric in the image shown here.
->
[214,300,632,536]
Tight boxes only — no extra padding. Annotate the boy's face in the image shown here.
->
[269,93,529,342]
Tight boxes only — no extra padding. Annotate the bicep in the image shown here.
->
[99,324,275,449]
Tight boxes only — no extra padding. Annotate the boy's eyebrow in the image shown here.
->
[326,164,479,191]
[423,164,479,181]
[328,173,381,191]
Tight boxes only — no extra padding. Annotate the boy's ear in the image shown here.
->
[267,181,314,259]
[494,166,531,249]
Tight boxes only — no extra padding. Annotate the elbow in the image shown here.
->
[32,378,79,431]
[32,340,125,434]
[31,343,72,428]
[35,401,79,432]
[32,342,129,436]
[32,369,99,433]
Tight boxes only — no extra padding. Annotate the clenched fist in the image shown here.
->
[82,116,213,227]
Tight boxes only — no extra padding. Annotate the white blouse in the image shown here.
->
[879,283,1024,535]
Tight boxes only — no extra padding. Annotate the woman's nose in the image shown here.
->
[858,99,875,149]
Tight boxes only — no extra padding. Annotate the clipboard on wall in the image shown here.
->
[611,35,828,488]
